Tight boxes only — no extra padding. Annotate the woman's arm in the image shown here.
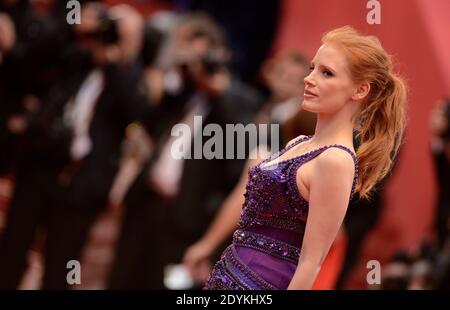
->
[287,148,355,290]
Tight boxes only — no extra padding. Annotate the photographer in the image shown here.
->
[42,3,154,290]
[0,0,74,174]
[0,0,86,289]
[429,98,450,249]
[0,11,17,174]
[0,3,152,289]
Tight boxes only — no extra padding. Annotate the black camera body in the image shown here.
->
[201,48,227,75]
[78,7,119,46]
[93,9,119,45]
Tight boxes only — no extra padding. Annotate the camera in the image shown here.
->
[81,7,119,45]
[200,48,228,75]
[95,8,119,45]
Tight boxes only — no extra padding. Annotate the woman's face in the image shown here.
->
[302,44,357,114]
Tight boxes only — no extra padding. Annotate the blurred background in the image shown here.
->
[0,0,449,290]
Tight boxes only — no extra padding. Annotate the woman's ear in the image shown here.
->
[352,82,371,101]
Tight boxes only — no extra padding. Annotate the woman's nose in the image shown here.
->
[304,74,315,87]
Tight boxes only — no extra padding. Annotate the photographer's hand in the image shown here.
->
[74,2,102,35]
[0,13,15,54]
[82,4,143,66]
[194,68,231,97]
[109,4,143,63]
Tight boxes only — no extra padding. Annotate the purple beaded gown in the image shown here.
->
[204,135,358,290]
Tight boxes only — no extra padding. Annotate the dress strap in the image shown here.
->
[286,143,359,202]
[285,135,312,152]
[260,135,312,167]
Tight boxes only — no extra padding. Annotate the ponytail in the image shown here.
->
[354,73,407,199]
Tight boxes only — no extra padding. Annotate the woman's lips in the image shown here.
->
[304,90,318,98]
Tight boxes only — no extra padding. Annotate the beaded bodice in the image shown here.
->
[237,135,358,250]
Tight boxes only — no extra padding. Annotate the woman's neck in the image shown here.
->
[309,110,355,149]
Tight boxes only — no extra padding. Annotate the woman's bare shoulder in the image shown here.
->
[315,147,356,177]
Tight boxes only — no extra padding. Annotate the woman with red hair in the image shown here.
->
[202,26,407,290]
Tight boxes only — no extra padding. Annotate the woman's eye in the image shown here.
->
[322,70,333,77]
[309,66,314,71]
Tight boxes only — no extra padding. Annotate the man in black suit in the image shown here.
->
[0,0,90,289]
[0,3,153,289]
[41,4,155,289]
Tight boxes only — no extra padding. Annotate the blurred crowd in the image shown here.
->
[0,0,448,290]
[377,99,450,290]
